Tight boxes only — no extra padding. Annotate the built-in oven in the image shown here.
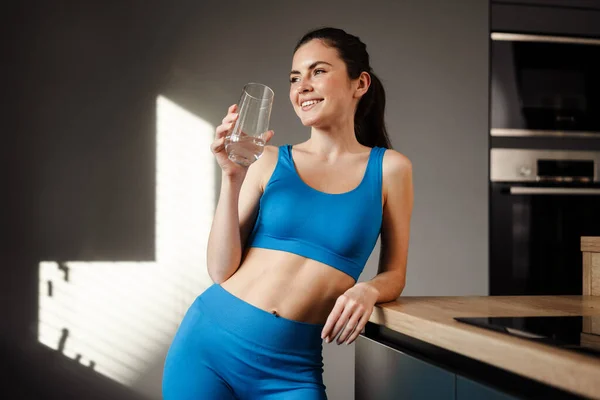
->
[491,32,600,138]
[490,149,600,295]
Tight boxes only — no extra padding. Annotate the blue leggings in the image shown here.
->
[162,284,327,399]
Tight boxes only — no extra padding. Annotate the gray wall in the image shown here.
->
[4,1,488,400]
[168,0,490,296]
[3,2,191,399]
[166,1,489,399]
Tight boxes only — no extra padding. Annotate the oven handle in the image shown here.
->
[509,187,600,195]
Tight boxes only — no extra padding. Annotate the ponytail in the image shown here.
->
[355,72,391,149]
[294,27,393,150]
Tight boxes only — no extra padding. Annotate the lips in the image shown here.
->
[300,99,324,111]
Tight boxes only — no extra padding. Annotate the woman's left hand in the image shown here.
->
[321,283,379,345]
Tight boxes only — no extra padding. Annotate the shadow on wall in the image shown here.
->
[2,1,227,399]
[35,96,216,399]
[5,92,217,400]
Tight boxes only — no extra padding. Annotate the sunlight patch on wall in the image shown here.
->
[38,95,215,388]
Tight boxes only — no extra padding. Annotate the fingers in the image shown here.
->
[264,130,275,143]
[322,296,356,343]
[329,305,354,343]
[215,122,234,140]
[212,105,239,156]
[345,312,371,345]
[331,298,365,344]
[210,136,226,154]
[212,104,274,158]
[322,295,370,345]
[321,301,344,342]
[336,310,362,345]
[216,104,239,139]
[226,103,237,116]
[221,110,238,126]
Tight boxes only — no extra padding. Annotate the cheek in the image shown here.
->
[290,98,301,118]
[289,89,298,107]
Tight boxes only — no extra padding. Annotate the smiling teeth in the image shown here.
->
[301,99,322,107]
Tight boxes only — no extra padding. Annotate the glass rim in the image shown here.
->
[242,82,274,101]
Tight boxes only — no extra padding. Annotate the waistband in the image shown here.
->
[198,284,324,354]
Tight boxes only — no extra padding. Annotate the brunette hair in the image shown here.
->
[294,27,392,149]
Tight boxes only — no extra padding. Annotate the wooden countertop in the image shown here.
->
[369,296,600,399]
[582,236,600,252]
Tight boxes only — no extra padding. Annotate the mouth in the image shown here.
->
[300,99,324,112]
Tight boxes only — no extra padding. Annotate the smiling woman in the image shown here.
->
[162,27,414,400]
[289,29,391,149]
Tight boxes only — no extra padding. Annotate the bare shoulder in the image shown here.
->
[382,148,412,176]
[247,144,280,192]
[256,144,280,169]
[381,149,413,205]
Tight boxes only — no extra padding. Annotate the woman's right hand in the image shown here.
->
[211,104,274,180]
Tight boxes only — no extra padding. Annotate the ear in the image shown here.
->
[353,72,371,99]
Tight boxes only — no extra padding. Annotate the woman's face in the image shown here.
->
[289,39,357,128]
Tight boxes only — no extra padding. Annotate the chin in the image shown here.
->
[297,115,316,127]
[300,119,316,127]
[298,112,327,127]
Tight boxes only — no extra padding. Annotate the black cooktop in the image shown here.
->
[454,316,600,359]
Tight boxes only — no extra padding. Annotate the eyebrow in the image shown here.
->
[290,61,333,76]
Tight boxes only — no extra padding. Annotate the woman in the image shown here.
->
[162,27,413,400]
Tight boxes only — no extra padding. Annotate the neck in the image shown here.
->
[305,119,365,159]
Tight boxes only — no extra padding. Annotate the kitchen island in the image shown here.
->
[356,237,600,400]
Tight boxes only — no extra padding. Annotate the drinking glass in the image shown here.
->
[225,82,274,167]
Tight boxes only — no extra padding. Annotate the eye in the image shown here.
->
[290,76,299,84]
[314,69,325,75]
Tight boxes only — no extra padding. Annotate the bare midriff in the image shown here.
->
[220,246,356,325]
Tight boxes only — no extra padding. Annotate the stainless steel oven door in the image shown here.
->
[490,182,600,295]
[490,149,600,295]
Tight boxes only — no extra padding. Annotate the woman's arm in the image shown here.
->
[206,146,275,283]
[321,150,413,344]
[365,150,413,302]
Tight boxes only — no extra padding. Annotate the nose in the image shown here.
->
[297,81,313,94]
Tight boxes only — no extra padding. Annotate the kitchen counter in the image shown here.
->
[582,236,600,253]
[357,236,600,399]
[581,236,600,253]
[367,295,600,399]
[583,236,600,297]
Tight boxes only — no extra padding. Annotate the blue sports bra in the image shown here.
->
[245,144,387,281]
